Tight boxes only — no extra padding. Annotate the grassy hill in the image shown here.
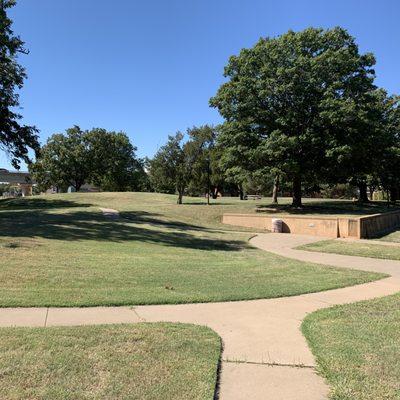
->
[0,192,384,307]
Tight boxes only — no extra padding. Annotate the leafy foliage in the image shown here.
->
[0,0,39,168]
[211,27,377,206]
[30,126,144,192]
[378,95,400,201]
[149,132,190,203]
[149,126,230,203]
[85,128,142,191]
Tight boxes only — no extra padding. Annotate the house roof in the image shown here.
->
[0,169,34,184]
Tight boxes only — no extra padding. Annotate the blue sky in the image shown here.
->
[2,0,400,170]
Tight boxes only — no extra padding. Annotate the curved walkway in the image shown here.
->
[1,233,400,399]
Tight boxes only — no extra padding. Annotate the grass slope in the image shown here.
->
[379,230,400,243]
[0,193,384,307]
[299,239,400,261]
[302,293,400,400]
[0,323,220,400]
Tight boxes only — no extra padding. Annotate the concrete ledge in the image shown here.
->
[360,210,400,238]
[222,210,400,239]
[223,213,339,238]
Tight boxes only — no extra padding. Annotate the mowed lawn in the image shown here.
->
[0,323,220,400]
[299,239,400,261]
[0,193,385,307]
[302,293,400,400]
[379,229,400,243]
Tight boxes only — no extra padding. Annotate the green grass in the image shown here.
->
[0,323,221,400]
[302,293,400,400]
[298,239,400,261]
[0,192,385,307]
[379,229,400,243]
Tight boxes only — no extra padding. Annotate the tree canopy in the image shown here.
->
[149,132,189,204]
[4,18,400,205]
[148,126,230,204]
[210,27,377,206]
[0,0,39,168]
[30,126,144,192]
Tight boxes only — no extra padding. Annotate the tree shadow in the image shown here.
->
[0,197,92,210]
[120,211,213,232]
[0,209,248,251]
[181,201,228,206]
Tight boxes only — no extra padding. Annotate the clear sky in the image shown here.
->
[2,0,400,170]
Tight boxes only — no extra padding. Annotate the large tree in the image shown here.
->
[31,126,143,192]
[149,133,190,204]
[185,125,225,201]
[378,94,400,202]
[30,126,89,191]
[0,0,39,168]
[210,27,376,207]
[323,88,393,202]
[149,128,224,204]
[85,128,143,191]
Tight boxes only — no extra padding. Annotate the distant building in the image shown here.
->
[0,169,34,197]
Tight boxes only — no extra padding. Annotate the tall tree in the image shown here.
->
[149,133,189,204]
[328,89,392,202]
[210,27,376,207]
[185,125,225,201]
[85,128,142,191]
[30,126,89,191]
[379,94,400,202]
[0,0,39,168]
[31,126,144,192]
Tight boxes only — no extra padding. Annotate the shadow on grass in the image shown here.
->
[121,211,212,232]
[0,197,92,210]
[257,201,399,216]
[0,209,247,251]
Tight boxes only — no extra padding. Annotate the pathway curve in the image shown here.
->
[1,233,400,399]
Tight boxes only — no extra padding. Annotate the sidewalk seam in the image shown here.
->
[44,307,49,327]
[223,359,315,369]
[131,307,146,322]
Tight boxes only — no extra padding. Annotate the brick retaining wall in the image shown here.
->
[222,210,400,239]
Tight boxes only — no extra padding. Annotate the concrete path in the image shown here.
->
[1,233,400,399]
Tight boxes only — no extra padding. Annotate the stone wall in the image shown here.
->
[222,213,340,238]
[359,211,400,238]
[222,210,400,239]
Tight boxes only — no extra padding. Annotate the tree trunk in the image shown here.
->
[358,182,369,203]
[272,175,279,204]
[389,186,398,203]
[239,186,244,200]
[177,191,183,204]
[292,175,302,207]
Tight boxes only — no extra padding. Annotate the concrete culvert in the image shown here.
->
[271,218,283,233]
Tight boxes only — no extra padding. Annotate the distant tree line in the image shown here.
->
[30,126,150,193]
[1,1,399,206]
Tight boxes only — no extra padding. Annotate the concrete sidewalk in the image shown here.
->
[1,233,400,399]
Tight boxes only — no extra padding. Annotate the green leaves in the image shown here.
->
[30,127,143,192]
[0,0,39,168]
[149,126,227,203]
[211,27,379,205]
